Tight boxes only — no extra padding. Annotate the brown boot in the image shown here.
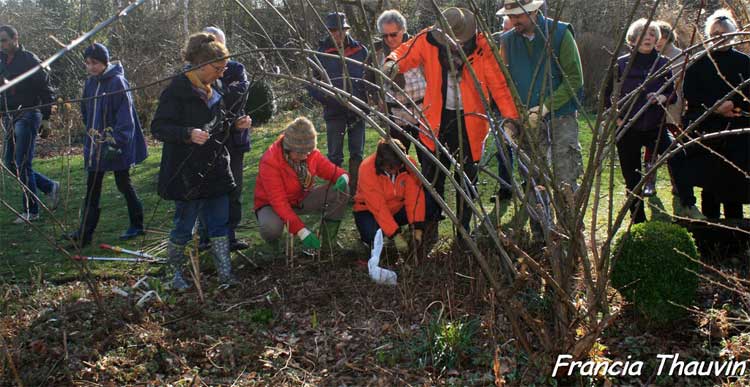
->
[348,157,362,199]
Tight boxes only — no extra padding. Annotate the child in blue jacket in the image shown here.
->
[63,43,148,247]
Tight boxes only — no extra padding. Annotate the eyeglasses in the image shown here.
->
[210,63,227,72]
[381,31,401,39]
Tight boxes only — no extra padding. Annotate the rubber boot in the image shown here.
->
[168,240,191,290]
[319,219,341,256]
[211,236,238,286]
[348,157,362,199]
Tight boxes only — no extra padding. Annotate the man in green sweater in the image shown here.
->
[496,0,584,239]
[497,0,583,189]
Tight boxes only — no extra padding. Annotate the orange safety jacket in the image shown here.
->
[387,30,520,161]
[353,154,426,237]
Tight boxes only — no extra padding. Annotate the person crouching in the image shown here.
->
[254,117,349,254]
[353,139,425,249]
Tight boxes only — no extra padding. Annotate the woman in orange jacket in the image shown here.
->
[353,139,426,247]
[382,7,519,238]
[254,117,349,251]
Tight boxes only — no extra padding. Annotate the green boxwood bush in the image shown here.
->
[245,79,277,125]
[611,221,700,325]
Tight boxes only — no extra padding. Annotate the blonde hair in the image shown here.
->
[626,18,662,45]
[182,32,229,65]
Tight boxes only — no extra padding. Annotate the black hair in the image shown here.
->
[375,139,407,175]
[0,26,18,39]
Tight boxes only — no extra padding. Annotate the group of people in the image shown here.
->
[606,10,750,223]
[1,1,748,289]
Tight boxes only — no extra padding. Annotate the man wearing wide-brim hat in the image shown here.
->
[496,0,584,237]
[497,0,583,189]
[382,7,521,249]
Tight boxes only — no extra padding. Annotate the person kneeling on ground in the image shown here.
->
[254,117,349,254]
[353,139,426,250]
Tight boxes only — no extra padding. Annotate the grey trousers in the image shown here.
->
[521,112,582,190]
[256,184,349,241]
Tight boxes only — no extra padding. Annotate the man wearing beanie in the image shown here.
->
[254,117,349,254]
[0,25,60,223]
[62,42,148,248]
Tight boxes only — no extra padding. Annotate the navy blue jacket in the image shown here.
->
[606,49,674,132]
[0,45,55,119]
[81,62,148,172]
[218,60,250,152]
[308,35,369,119]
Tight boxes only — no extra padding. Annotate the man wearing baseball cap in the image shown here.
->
[382,7,520,249]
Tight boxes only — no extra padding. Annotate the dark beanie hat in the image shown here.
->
[84,43,109,64]
[282,117,317,154]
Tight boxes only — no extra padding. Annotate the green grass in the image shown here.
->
[0,114,723,283]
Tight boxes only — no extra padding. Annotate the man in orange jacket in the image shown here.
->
[382,7,520,243]
[353,139,425,247]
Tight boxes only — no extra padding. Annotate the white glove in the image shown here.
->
[528,105,549,127]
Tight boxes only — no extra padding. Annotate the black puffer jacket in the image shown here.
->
[151,74,235,201]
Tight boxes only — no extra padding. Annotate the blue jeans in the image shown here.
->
[170,195,229,245]
[2,111,55,215]
[354,207,409,246]
[325,114,365,166]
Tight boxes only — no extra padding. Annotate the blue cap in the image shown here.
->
[325,12,350,30]
[84,43,109,64]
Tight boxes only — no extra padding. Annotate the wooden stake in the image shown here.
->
[189,233,204,303]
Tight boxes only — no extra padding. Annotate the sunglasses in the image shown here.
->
[381,31,401,39]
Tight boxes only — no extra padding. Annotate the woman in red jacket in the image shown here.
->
[254,117,349,251]
[353,139,425,247]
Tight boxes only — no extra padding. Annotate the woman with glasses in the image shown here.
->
[151,32,252,289]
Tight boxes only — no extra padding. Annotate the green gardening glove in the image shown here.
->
[333,175,349,193]
[302,233,321,249]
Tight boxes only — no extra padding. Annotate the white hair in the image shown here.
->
[704,9,738,40]
[626,18,662,45]
[203,26,226,45]
[377,9,407,33]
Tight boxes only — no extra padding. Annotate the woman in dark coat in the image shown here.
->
[151,32,252,289]
[63,43,148,247]
[606,19,699,223]
[682,9,750,219]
